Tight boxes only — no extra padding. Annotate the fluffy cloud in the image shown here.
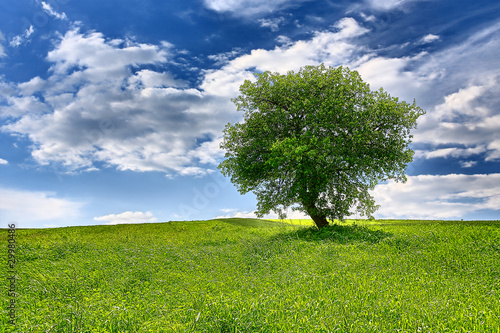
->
[0,187,83,226]
[94,211,158,225]
[414,78,500,161]
[0,94,51,118]
[18,76,47,96]
[202,17,369,96]
[46,29,168,76]
[2,15,499,178]
[355,55,426,102]
[200,15,440,108]
[1,29,234,177]
[0,158,8,164]
[200,16,444,106]
[419,34,440,44]
[372,174,500,219]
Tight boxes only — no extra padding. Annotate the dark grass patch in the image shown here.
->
[276,223,392,244]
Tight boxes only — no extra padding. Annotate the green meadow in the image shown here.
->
[1,218,499,332]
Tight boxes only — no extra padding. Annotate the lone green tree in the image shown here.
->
[218,64,424,228]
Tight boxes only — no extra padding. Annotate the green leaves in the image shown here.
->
[219,64,425,227]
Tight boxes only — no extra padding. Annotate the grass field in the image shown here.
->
[1,218,499,332]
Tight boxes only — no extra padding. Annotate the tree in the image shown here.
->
[218,64,424,228]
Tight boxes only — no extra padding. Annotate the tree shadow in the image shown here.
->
[274,223,392,244]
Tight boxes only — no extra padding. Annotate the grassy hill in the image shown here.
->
[1,218,499,332]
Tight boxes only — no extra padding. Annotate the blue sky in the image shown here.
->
[1,0,499,228]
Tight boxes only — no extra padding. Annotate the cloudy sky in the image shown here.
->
[1,0,499,228]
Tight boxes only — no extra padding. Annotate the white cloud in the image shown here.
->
[414,78,500,161]
[355,55,425,101]
[207,48,243,65]
[1,29,236,176]
[360,13,376,22]
[41,1,68,20]
[419,34,440,44]
[372,174,500,219]
[275,35,293,45]
[0,158,8,164]
[258,17,285,32]
[201,17,369,97]
[335,17,371,39]
[0,95,51,118]
[0,187,83,226]
[9,25,35,48]
[128,69,187,88]
[414,146,486,160]
[215,210,260,219]
[2,16,500,179]
[202,0,310,17]
[10,36,23,48]
[395,20,500,163]
[18,76,47,96]
[46,29,168,76]
[94,211,158,225]
[418,21,500,91]
[459,161,477,168]
[199,15,436,122]
[486,139,500,161]
[435,85,488,119]
[5,17,440,177]
[26,25,35,37]
[187,137,225,165]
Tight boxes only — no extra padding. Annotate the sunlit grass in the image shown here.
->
[1,219,499,332]
[269,218,316,226]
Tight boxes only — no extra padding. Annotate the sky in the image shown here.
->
[0,0,499,228]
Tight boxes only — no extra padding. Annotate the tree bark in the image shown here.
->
[310,214,329,229]
[303,202,329,229]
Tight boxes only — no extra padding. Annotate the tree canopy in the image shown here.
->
[218,64,425,228]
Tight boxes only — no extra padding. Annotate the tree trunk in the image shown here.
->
[310,214,329,229]
[301,192,329,229]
